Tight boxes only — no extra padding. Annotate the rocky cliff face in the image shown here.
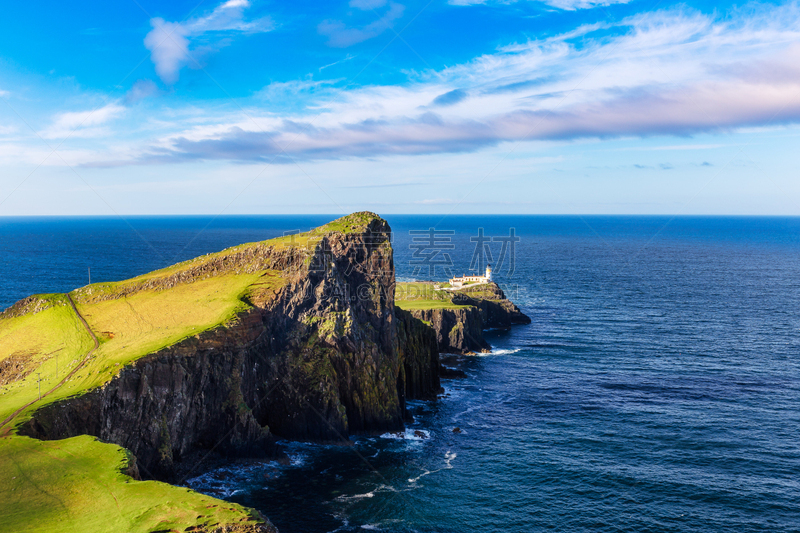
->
[22,311,275,480]
[394,307,442,401]
[21,213,441,481]
[452,283,532,328]
[406,282,531,354]
[406,306,490,354]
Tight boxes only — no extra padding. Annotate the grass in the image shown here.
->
[452,285,499,300]
[394,280,502,311]
[72,212,382,302]
[0,271,283,532]
[73,271,280,394]
[0,296,94,422]
[395,282,467,311]
[0,212,382,532]
[395,300,469,310]
[0,434,264,533]
[267,211,382,250]
[1,272,285,427]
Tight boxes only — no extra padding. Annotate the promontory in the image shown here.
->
[0,212,529,532]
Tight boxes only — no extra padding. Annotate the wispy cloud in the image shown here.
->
[541,0,630,10]
[318,2,405,47]
[319,54,357,72]
[41,103,125,140]
[144,0,273,84]
[256,78,338,101]
[448,0,630,10]
[125,79,160,104]
[112,3,800,165]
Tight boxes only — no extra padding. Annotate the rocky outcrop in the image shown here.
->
[20,213,441,481]
[0,294,64,319]
[452,283,532,328]
[22,310,277,480]
[394,307,442,401]
[406,282,531,354]
[407,306,489,354]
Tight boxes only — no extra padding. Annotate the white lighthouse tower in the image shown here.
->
[485,263,492,281]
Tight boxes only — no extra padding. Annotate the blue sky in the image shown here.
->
[1,0,800,215]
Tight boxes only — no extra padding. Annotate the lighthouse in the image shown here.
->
[448,263,493,287]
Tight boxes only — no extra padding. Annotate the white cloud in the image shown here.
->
[318,2,405,47]
[42,104,125,140]
[448,0,630,9]
[125,79,160,104]
[50,2,800,169]
[541,0,630,9]
[140,4,800,163]
[144,0,273,84]
[256,78,340,109]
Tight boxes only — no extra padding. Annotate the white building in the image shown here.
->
[449,264,492,288]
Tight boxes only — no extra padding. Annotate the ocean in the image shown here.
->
[1,215,799,532]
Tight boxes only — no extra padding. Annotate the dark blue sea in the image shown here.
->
[1,215,799,532]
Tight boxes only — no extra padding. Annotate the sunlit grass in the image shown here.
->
[0,212,381,532]
[0,434,264,533]
[0,297,94,422]
[395,282,466,310]
[74,272,267,391]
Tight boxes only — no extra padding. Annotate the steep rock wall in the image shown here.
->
[394,307,442,401]
[407,283,531,354]
[452,283,532,328]
[21,214,441,480]
[407,306,489,354]
[22,310,274,480]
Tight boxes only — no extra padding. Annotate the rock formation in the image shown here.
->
[405,282,531,354]
[21,213,441,481]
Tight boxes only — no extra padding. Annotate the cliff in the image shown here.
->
[452,282,532,328]
[397,281,531,354]
[405,305,490,354]
[1,213,531,532]
[16,212,440,484]
[394,307,442,401]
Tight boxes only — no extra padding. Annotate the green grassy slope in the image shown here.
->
[0,212,380,532]
[395,282,468,311]
[0,435,263,533]
[0,295,94,423]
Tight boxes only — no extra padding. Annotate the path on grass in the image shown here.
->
[0,294,100,433]
[435,280,492,292]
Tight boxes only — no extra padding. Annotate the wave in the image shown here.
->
[185,461,279,498]
[334,490,376,502]
[380,428,431,441]
[452,403,482,422]
[288,452,308,467]
[334,483,399,503]
[408,450,457,484]
[487,348,521,356]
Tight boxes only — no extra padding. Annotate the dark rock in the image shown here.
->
[452,283,531,328]
[407,282,531,354]
[394,307,442,401]
[407,306,489,354]
[19,213,441,483]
